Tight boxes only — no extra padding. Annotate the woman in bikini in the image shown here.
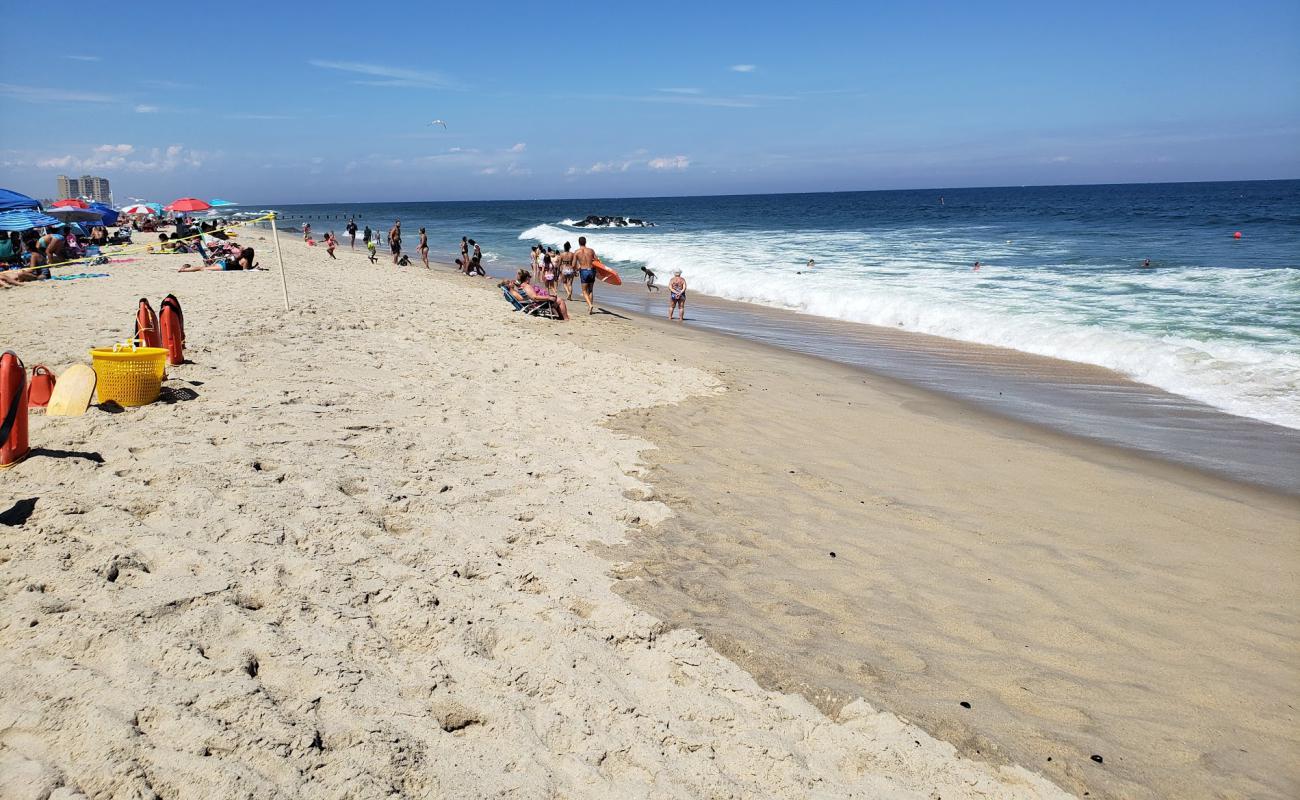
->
[668,270,686,321]
[325,231,337,259]
[556,242,577,300]
[418,227,429,267]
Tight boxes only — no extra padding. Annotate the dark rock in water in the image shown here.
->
[571,214,655,228]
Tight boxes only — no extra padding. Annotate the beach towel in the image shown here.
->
[51,273,110,281]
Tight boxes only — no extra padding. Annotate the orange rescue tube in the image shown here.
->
[0,351,29,468]
[134,298,161,348]
[160,294,185,366]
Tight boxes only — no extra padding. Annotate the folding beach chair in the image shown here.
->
[501,286,560,319]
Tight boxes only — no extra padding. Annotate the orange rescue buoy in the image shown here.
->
[160,294,185,366]
[0,351,30,468]
[28,365,56,408]
[134,298,162,348]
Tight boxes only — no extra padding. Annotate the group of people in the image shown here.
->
[300,220,689,322]
[0,221,134,287]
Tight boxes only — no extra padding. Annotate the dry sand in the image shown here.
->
[0,232,1070,799]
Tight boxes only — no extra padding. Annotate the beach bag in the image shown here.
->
[28,364,55,408]
[0,351,29,467]
[134,298,162,349]
[160,294,185,366]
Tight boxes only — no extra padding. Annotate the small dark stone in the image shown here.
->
[440,485,451,493]
[1047,757,1052,762]
[1091,754,1103,764]
[829,552,837,558]
[960,701,971,709]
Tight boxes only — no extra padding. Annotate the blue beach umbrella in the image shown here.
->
[0,188,41,213]
[209,198,237,206]
[89,202,119,226]
[0,208,61,231]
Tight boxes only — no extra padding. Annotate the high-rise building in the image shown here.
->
[56,174,112,204]
[85,176,112,205]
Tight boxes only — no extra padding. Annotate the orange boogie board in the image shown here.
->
[591,259,622,286]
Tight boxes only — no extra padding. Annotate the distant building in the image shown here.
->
[56,173,112,205]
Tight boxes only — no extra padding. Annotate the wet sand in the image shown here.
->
[588,311,1300,799]
[590,280,1300,495]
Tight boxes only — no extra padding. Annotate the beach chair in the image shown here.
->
[501,286,560,319]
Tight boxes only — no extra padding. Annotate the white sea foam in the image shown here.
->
[520,223,1300,429]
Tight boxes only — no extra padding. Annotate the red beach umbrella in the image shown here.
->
[165,197,212,212]
[52,198,90,208]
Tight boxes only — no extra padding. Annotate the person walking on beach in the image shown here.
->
[325,231,338,259]
[558,247,576,299]
[460,237,470,271]
[574,236,598,314]
[418,227,429,267]
[302,222,312,242]
[362,224,372,249]
[642,265,659,291]
[389,220,402,265]
[367,236,378,263]
[668,270,686,321]
[346,218,358,249]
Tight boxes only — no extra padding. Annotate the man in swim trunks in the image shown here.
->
[346,218,358,249]
[574,235,598,314]
[389,220,402,264]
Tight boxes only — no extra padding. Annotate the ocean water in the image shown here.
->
[262,180,1300,430]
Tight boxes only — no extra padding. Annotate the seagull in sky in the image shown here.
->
[429,119,447,129]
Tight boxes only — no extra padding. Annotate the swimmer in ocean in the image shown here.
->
[1141,259,1151,268]
[798,259,815,274]
[973,261,981,271]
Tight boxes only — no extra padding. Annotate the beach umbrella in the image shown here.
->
[89,202,119,226]
[0,188,41,212]
[0,208,61,231]
[44,206,105,223]
[52,198,90,209]
[120,203,156,216]
[209,198,237,206]
[145,202,164,214]
[166,197,211,212]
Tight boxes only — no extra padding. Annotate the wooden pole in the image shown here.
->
[270,212,290,311]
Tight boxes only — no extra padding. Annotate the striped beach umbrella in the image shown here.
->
[0,209,62,231]
[120,204,156,215]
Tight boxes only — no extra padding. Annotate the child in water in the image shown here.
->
[642,265,659,291]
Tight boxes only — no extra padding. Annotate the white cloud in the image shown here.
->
[134,104,160,113]
[657,87,703,95]
[730,64,757,73]
[648,155,690,171]
[509,142,526,153]
[0,83,117,104]
[308,59,458,89]
[64,54,101,62]
[32,143,206,173]
[479,167,499,175]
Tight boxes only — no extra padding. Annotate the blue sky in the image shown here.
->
[1,0,1296,203]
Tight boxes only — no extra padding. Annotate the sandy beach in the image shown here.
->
[2,230,1296,799]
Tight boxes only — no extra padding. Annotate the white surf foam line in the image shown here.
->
[520,223,1300,429]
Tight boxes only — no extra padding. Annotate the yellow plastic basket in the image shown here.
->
[90,342,167,407]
